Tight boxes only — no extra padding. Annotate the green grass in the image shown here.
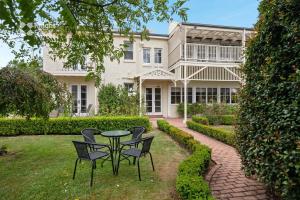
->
[212,125,235,133]
[0,130,188,200]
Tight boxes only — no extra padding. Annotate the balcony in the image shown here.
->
[168,43,243,69]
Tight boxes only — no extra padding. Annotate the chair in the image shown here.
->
[81,128,107,151]
[72,141,112,186]
[120,126,145,148]
[118,136,155,181]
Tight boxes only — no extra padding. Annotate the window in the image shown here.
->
[231,88,239,103]
[154,48,162,64]
[196,88,206,103]
[124,83,134,93]
[220,88,231,103]
[124,41,133,60]
[181,88,193,103]
[207,88,217,103]
[143,48,151,64]
[171,87,181,104]
[72,55,87,70]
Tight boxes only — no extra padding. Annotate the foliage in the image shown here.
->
[236,0,300,198]
[191,116,209,125]
[0,145,8,156]
[0,131,186,199]
[177,103,238,117]
[0,67,70,119]
[98,83,142,116]
[0,0,188,85]
[205,115,236,125]
[187,121,236,147]
[0,116,151,136]
[157,120,214,200]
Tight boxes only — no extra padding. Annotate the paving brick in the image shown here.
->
[155,118,272,200]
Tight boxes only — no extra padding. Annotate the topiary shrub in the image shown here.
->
[205,115,236,125]
[236,0,300,198]
[191,116,209,125]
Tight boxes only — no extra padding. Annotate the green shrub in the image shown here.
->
[205,115,236,125]
[236,1,300,198]
[157,120,214,200]
[187,121,235,147]
[191,116,209,125]
[177,103,206,117]
[0,116,151,136]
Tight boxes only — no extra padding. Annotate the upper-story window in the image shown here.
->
[124,83,134,93]
[143,48,151,64]
[154,48,162,64]
[72,55,87,71]
[124,41,133,60]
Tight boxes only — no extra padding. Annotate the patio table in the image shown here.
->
[101,130,131,175]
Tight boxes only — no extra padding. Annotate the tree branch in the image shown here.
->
[70,0,118,8]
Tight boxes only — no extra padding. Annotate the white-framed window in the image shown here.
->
[154,48,162,64]
[143,48,151,64]
[72,55,87,70]
[231,88,239,103]
[196,88,206,103]
[124,41,133,60]
[124,83,134,93]
[207,88,218,103]
[220,88,231,103]
[181,88,193,103]
[171,87,181,104]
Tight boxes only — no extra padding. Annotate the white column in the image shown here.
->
[242,29,246,64]
[139,78,142,116]
[183,26,188,123]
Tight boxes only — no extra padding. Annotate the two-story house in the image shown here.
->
[43,22,253,120]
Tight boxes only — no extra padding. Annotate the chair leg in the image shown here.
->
[117,152,122,175]
[73,158,79,180]
[133,157,136,165]
[137,157,141,181]
[90,161,95,187]
[149,152,155,171]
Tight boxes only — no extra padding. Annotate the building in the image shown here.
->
[43,22,253,120]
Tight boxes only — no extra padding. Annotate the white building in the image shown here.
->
[43,22,253,120]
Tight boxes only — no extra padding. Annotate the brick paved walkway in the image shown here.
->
[151,118,271,200]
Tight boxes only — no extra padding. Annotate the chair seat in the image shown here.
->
[120,139,139,146]
[91,144,106,149]
[121,148,141,157]
[89,151,109,160]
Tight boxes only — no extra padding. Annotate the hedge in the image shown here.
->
[0,116,151,136]
[157,120,214,200]
[191,116,209,125]
[187,120,235,147]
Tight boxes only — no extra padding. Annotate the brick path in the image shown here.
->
[151,118,271,200]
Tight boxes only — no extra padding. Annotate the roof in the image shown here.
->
[182,22,254,31]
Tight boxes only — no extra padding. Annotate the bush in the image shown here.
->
[236,0,300,198]
[187,121,235,147]
[157,120,214,200]
[0,145,8,156]
[191,116,209,125]
[205,115,236,125]
[0,116,151,136]
[177,103,238,117]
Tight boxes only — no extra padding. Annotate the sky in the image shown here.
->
[0,0,260,67]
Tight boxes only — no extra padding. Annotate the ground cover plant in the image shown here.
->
[0,130,188,200]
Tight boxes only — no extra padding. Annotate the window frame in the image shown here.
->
[171,87,181,105]
[124,41,134,61]
[154,48,162,64]
[143,47,151,64]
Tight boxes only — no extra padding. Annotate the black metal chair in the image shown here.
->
[120,126,145,148]
[72,141,112,187]
[118,136,155,181]
[81,128,107,151]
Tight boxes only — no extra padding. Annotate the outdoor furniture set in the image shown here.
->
[72,127,155,186]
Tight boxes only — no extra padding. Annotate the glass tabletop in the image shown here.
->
[101,130,131,137]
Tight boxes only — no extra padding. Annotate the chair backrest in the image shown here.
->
[129,126,145,140]
[81,128,100,143]
[141,136,154,154]
[72,141,90,160]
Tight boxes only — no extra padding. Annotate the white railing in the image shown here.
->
[182,43,243,63]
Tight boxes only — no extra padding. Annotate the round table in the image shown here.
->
[101,130,131,175]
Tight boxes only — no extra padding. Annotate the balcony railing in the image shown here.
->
[183,43,243,63]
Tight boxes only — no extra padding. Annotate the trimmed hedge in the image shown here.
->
[0,116,151,136]
[187,120,235,147]
[205,115,236,125]
[191,116,209,125]
[157,120,214,200]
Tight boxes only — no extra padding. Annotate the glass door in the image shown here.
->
[145,87,162,115]
[71,85,88,115]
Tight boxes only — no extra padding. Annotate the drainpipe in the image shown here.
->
[139,77,142,116]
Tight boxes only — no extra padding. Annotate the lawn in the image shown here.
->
[0,130,188,200]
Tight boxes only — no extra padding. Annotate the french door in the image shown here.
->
[145,87,162,115]
[71,85,87,115]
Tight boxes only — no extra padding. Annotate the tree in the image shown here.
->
[236,0,300,199]
[0,0,188,85]
[0,66,70,119]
